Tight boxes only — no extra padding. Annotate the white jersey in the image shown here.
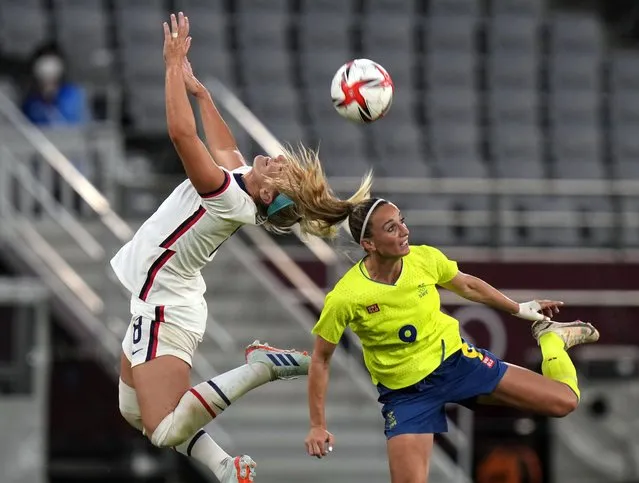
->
[110,166,257,308]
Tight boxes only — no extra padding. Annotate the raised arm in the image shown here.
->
[181,45,246,170]
[305,336,337,458]
[440,271,563,321]
[163,13,226,194]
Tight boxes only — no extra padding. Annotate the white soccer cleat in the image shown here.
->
[532,319,600,350]
[245,340,310,380]
[218,455,256,483]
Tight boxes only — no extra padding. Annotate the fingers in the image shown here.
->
[185,36,192,54]
[184,15,190,37]
[538,300,563,319]
[326,432,335,452]
[163,21,170,41]
[170,13,178,37]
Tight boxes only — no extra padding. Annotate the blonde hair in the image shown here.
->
[262,144,373,239]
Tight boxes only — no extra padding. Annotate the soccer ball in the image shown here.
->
[331,59,394,123]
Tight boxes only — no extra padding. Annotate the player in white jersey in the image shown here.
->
[115,12,373,483]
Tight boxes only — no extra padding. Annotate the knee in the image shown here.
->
[118,379,143,431]
[548,392,579,418]
[149,410,199,448]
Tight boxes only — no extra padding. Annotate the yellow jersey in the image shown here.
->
[312,245,463,390]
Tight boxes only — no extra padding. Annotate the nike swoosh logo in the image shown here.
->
[132,349,143,356]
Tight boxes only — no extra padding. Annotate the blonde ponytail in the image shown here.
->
[264,144,373,239]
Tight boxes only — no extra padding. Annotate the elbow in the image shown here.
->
[168,131,198,148]
[310,352,331,372]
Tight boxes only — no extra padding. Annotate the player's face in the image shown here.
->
[253,154,286,205]
[253,154,285,178]
[368,203,410,257]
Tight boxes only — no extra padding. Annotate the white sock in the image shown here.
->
[152,363,272,447]
[175,429,230,480]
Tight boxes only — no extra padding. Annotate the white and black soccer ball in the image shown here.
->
[330,58,394,123]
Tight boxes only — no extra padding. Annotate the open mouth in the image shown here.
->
[400,239,409,248]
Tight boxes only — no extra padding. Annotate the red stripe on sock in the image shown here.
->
[189,388,216,419]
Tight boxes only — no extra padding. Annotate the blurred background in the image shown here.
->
[2,0,639,482]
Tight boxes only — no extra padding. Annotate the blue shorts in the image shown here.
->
[377,341,508,438]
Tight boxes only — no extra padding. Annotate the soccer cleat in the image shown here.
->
[218,455,256,483]
[531,319,600,350]
[245,340,310,380]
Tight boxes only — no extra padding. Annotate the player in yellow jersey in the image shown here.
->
[304,198,600,483]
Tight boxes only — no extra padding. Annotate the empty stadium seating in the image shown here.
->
[0,0,635,247]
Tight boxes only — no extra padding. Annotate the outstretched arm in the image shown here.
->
[440,271,563,321]
[164,12,226,194]
[305,336,337,458]
[181,46,246,171]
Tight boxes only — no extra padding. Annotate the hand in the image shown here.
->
[515,300,564,321]
[305,427,334,458]
[181,39,207,97]
[163,12,190,66]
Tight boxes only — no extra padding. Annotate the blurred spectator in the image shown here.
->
[22,43,89,126]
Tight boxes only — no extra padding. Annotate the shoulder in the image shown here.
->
[409,244,449,261]
[58,83,85,101]
[327,263,363,300]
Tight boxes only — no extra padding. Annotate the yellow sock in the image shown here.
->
[539,332,580,400]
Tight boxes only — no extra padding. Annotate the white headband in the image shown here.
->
[359,199,386,244]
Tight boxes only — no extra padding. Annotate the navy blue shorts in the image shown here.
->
[377,341,508,438]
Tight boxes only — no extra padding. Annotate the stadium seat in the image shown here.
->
[362,14,415,53]
[175,0,225,13]
[487,53,539,90]
[425,16,477,53]
[121,44,165,83]
[489,125,545,178]
[236,13,289,51]
[487,15,539,57]
[265,121,308,146]
[239,49,293,87]
[429,0,480,17]
[488,89,539,126]
[364,0,415,15]
[236,0,290,14]
[53,2,111,84]
[498,195,566,247]
[175,5,228,51]
[548,52,602,92]
[425,51,477,90]
[313,123,368,173]
[0,1,49,59]
[549,13,603,56]
[425,89,478,124]
[299,0,353,14]
[428,122,480,161]
[300,49,353,90]
[188,48,234,86]
[611,125,639,172]
[550,125,604,179]
[368,123,428,177]
[489,0,546,19]
[609,50,639,92]
[128,83,167,135]
[243,87,302,126]
[548,89,600,126]
[298,14,352,53]
[114,3,165,46]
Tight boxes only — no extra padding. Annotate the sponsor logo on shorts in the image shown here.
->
[366,303,380,314]
[482,356,495,368]
[385,410,397,430]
